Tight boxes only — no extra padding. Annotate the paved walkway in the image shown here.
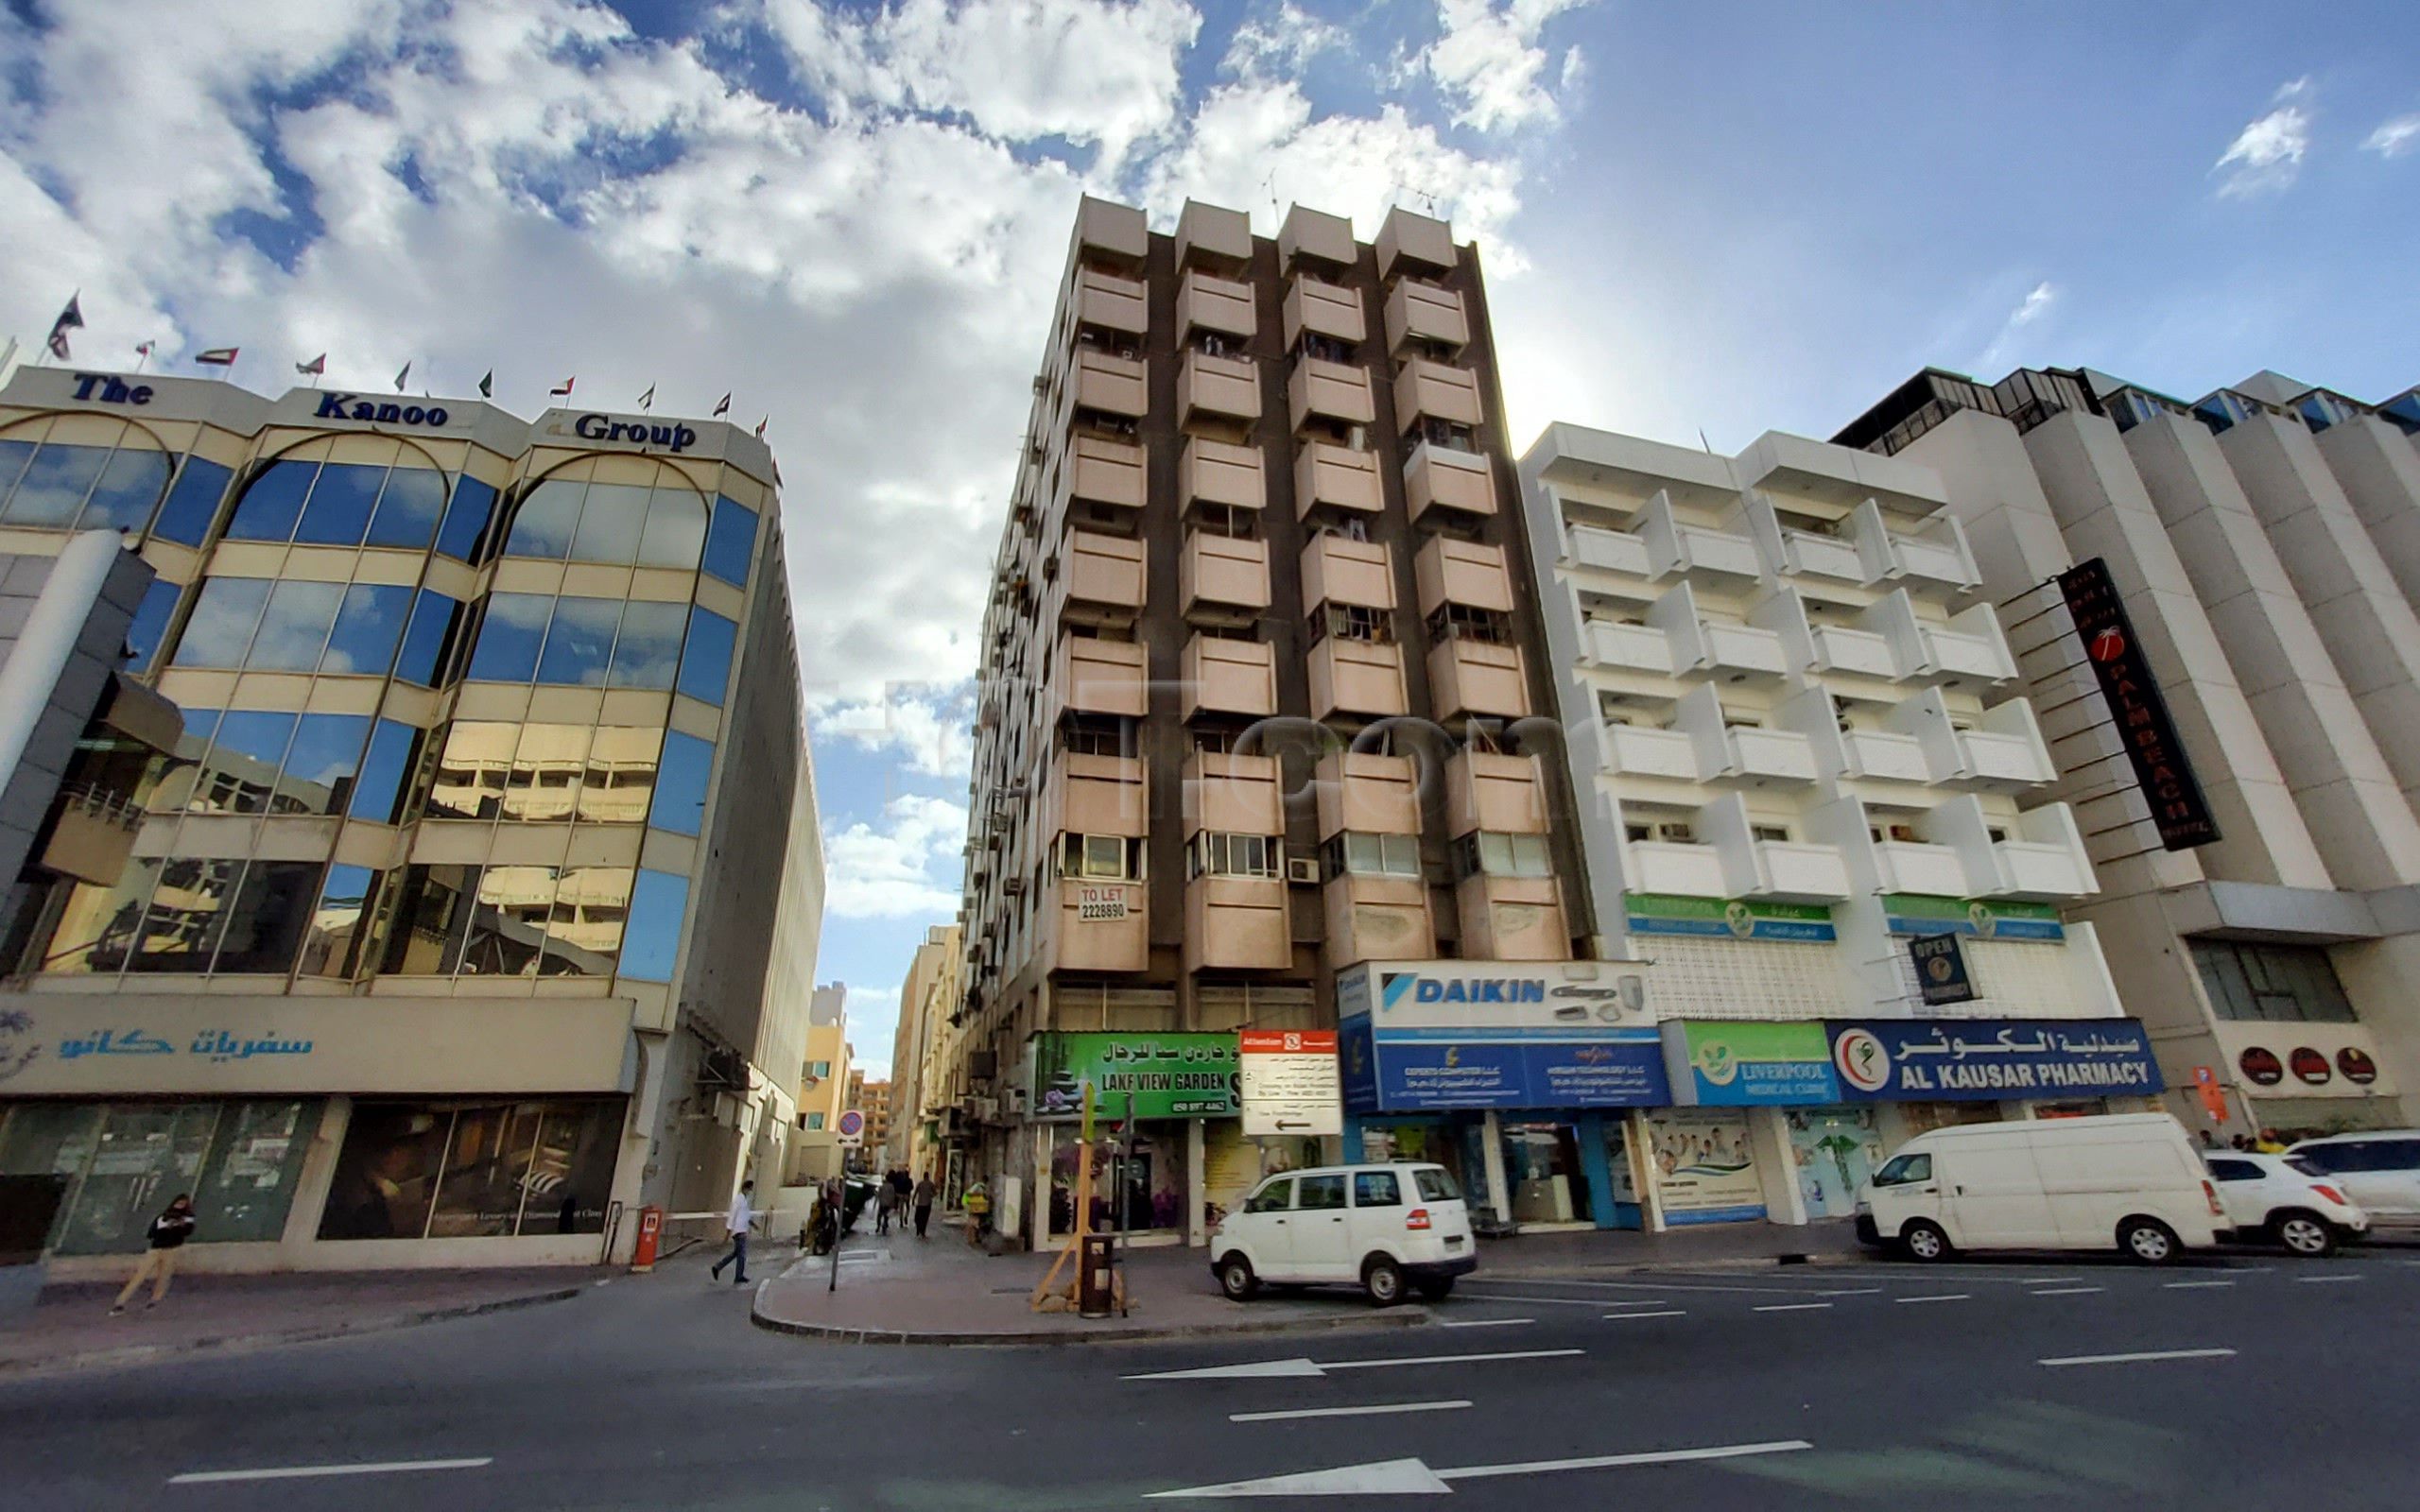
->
[0,1264,605,1378]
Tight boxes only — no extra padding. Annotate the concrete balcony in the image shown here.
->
[1414,536,1512,616]
[1808,623,1901,679]
[1181,531,1271,619]
[1375,205,1457,282]
[1184,750,1283,836]
[1280,203,1357,269]
[1073,266,1148,335]
[1295,440,1383,517]
[1582,619,1674,675]
[1315,751,1421,837]
[1176,198,1253,269]
[1893,532,1979,592]
[1177,267,1255,341]
[1283,273,1366,348]
[1872,839,1971,897]
[1404,441,1496,523]
[1182,632,1277,719]
[1301,532,1394,613]
[1060,529,1147,624]
[1867,592,2016,689]
[1426,638,1530,720]
[1051,877,1148,973]
[1074,347,1147,417]
[1950,701,2057,790]
[1848,500,1980,596]
[1075,196,1148,266]
[1721,727,1818,784]
[1640,492,1761,583]
[1066,434,1146,512]
[1325,874,1436,969]
[1776,526,1866,584]
[1043,750,1147,838]
[1308,636,1408,719]
[1384,280,1469,355]
[1565,523,1651,576]
[1994,805,2096,900]
[1288,357,1375,433]
[1750,840,1854,902]
[1050,634,1148,721]
[1184,875,1292,972]
[1694,621,1789,682]
[1602,723,1701,781]
[1445,749,1547,837]
[1623,840,1727,898]
[1841,729,1931,782]
[1923,621,2016,686]
[1455,874,1569,961]
[1392,357,1483,432]
[1182,438,1265,514]
[1181,350,1260,425]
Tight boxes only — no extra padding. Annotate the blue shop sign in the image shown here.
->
[1341,1015,1668,1113]
[1826,1018,2163,1103]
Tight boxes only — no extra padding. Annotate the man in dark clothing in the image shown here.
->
[111,1194,197,1314]
[912,1175,936,1239]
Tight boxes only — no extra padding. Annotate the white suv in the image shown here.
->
[2203,1151,2369,1256]
[2285,1131,2420,1228]
[1211,1163,1477,1307]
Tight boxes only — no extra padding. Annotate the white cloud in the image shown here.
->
[2212,77,2313,198]
[1976,280,2057,369]
[2362,113,2420,160]
[1423,0,1594,134]
[1222,3,1347,82]
[810,683,977,779]
[822,794,970,919]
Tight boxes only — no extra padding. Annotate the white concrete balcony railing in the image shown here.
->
[1959,728,2057,787]
[1893,532,1976,591]
[1640,490,1761,584]
[1924,625,2014,684]
[1809,624,1900,679]
[1723,727,1817,783]
[1699,621,1789,681]
[1779,527,1866,584]
[1841,729,1931,782]
[1754,841,1854,901]
[1624,840,1728,898]
[1584,618,1674,674]
[1565,523,1652,576]
[1602,723,1700,781]
[1997,840,2091,899]
[1872,839,1970,896]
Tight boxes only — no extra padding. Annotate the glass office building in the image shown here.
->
[0,367,823,1271]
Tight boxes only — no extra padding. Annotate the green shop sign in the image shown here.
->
[1029,1032,1239,1121]
[1880,894,2065,941]
[1666,1021,1841,1106]
[1624,893,1837,943]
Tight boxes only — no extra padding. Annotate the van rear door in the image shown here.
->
[1940,1138,2058,1247]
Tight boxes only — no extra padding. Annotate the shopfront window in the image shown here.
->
[1786,1107,1883,1219]
[317,1098,622,1240]
[0,1100,322,1255]
[1503,1123,1590,1225]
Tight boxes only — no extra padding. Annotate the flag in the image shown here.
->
[638,384,655,412]
[754,415,768,439]
[393,360,411,394]
[134,340,155,358]
[194,348,239,367]
[550,376,575,398]
[296,352,325,376]
[713,392,731,419]
[477,369,493,399]
[46,294,83,360]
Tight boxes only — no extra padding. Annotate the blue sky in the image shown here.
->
[3,1,2414,1073]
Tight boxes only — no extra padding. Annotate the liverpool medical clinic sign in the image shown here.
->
[2058,557,2219,850]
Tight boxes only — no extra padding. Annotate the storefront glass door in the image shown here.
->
[1599,1117,1645,1229]
[54,1104,216,1255]
[1785,1107,1883,1220]
[1502,1123,1591,1226]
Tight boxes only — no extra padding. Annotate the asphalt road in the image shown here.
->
[8,1244,2420,1510]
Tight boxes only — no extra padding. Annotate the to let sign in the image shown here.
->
[1238,1030,1342,1138]
[1075,885,1130,921]
[2057,557,2220,850]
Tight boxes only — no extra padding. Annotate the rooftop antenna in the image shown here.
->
[1262,169,1280,227]
[1405,184,1442,215]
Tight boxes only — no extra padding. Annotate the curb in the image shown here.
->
[749,1299,1431,1348]
[0,1283,588,1381]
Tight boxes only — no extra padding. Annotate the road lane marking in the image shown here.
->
[1322,1349,1583,1373]
[1441,1317,1533,1329]
[2165,1280,2235,1290]
[1752,1302,1832,1313]
[1471,1277,1839,1297]
[2298,1275,2363,1284]
[2028,1287,2105,1297]
[1600,1310,1686,1320]
[2038,1349,2236,1368]
[1813,1287,1885,1297]
[1146,1440,1813,1498]
[1458,1291,1658,1308]
[1126,1348,1581,1382]
[170,1459,493,1486]
[1231,1400,1472,1423]
[1438,1439,1816,1482]
[1895,1293,1970,1304]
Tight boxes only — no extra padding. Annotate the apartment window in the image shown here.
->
[1418,418,1478,451]
[0,432,172,534]
[806,1112,826,1130]
[1191,331,1238,359]
[1626,820,1696,845]
[2188,940,2358,1023]
[1985,826,2011,843]
[1870,823,1921,844]
[1315,603,1392,644]
[1325,831,1421,879]
[1297,333,1353,364]
[1752,824,1793,843]
[1455,832,1552,880]
[1426,603,1508,644]
[1061,833,1141,882]
[1189,831,1279,880]
[1060,715,1133,757]
[810,1062,832,1078]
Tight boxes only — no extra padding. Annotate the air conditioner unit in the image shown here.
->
[1285,856,1322,885]
[1003,1087,1029,1116]
[968,1096,1000,1123]
[1002,876,1026,896]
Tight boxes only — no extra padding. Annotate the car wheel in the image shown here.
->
[2273,1211,2338,1259]
[1363,1256,1407,1307]
[1901,1219,1953,1263]
[2119,1217,2181,1265]
[1218,1254,1259,1301]
[1413,1278,1454,1301]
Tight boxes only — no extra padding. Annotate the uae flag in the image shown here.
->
[46,294,84,360]
[713,392,731,419]
[194,347,239,367]
[549,376,576,398]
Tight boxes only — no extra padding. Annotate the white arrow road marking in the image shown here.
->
[1124,1348,1581,1382]
[1231,1400,1473,1423]
[170,1459,493,1486]
[2038,1349,2237,1367]
[1144,1440,1813,1498]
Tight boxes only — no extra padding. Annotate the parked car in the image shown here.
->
[1210,1162,1476,1306]
[1857,1113,2224,1264]
[2203,1151,2368,1256]
[2284,1131,2420,1228]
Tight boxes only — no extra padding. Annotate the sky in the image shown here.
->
[3,1,2415,1075]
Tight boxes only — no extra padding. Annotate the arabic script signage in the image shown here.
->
[1029,1032,1239,1121]
[1825,1018,2164,1103]
[1624,893,1837,943]
[2057,557,2220,851]
[1879,894,2065,941]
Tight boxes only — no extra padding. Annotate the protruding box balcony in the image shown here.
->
[1666,613,1788,684]
[1405,442,1496,523]
[1582,619,1674,675]
[1623,840,1728,898]
[1951,701,2057,790]
[1301,533,1394,614]
[1809,623,1900,679]
[1180,531,1271,619]
[1564,523,1651,576]
[1182,438,1265,514]
[1994,804,2097,900]
[1775,524,1866,584]
[1284,274,1366,348]
[1043,750,1148,838]
[1058,529,1146,627]
[1920,603,2018,687]
[1185,875,1293,972]
[1392,357,1482,433]
[1182,633,1277,720]
[1315,751,1420,838]
[1445,749,1547,838]
[1280,204,1357,269]
[1295,440,1383,517]
[1414,537,1512,618]
[38,785,143,886]
[1427,638,1530,721]
[1326,874,1436,969]
[1181,350,1260,425]
[1073,347,1147,417]
[1184,750,1283,836]
[1073,266,1148,336]
[1872,838,1971,897]
[1722,727,1817,784]
[1601,723,1700,781]
[1176,198,1253,269]
[1309,636,1408,719]
[1748,841,1855,902]
[1375,205,1457,283]
[1849,500,1979,595]
[1639,492,1760,583]
[1050,635,1147,722]
[1177,268,1255,341]
[1066,434,1146,512]
[1384,281,1468,355]
[1288,357,1375,433]
[1456,875,1568,961]
[1076,196,1149,266]
[1841,729,1931,782]
[1052,878,1148,973]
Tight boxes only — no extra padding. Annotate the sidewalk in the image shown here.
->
[751,1216,1868,1346]
[0,1264,606,1378]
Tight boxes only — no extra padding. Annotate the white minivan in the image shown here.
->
[1211,1163,1477,1306]
[1857,1114,2225,1264]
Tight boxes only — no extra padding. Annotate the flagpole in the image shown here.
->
[133,347,150,376]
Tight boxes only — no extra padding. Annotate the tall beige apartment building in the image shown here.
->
[886,922,959,1181]
[949,197,1618,1247]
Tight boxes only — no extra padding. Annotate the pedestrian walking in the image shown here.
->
[710,1179,754,1285]
[110,1194,197,1314]
[875,1175,900,1235]
[912,1175,936,1239]
[962,1179,991,1248]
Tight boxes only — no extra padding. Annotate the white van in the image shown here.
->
[1210,1163,1477,1306]
[1857,1113,2225,1263]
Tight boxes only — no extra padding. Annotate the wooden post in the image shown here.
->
[1029,1080,1095,1311]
